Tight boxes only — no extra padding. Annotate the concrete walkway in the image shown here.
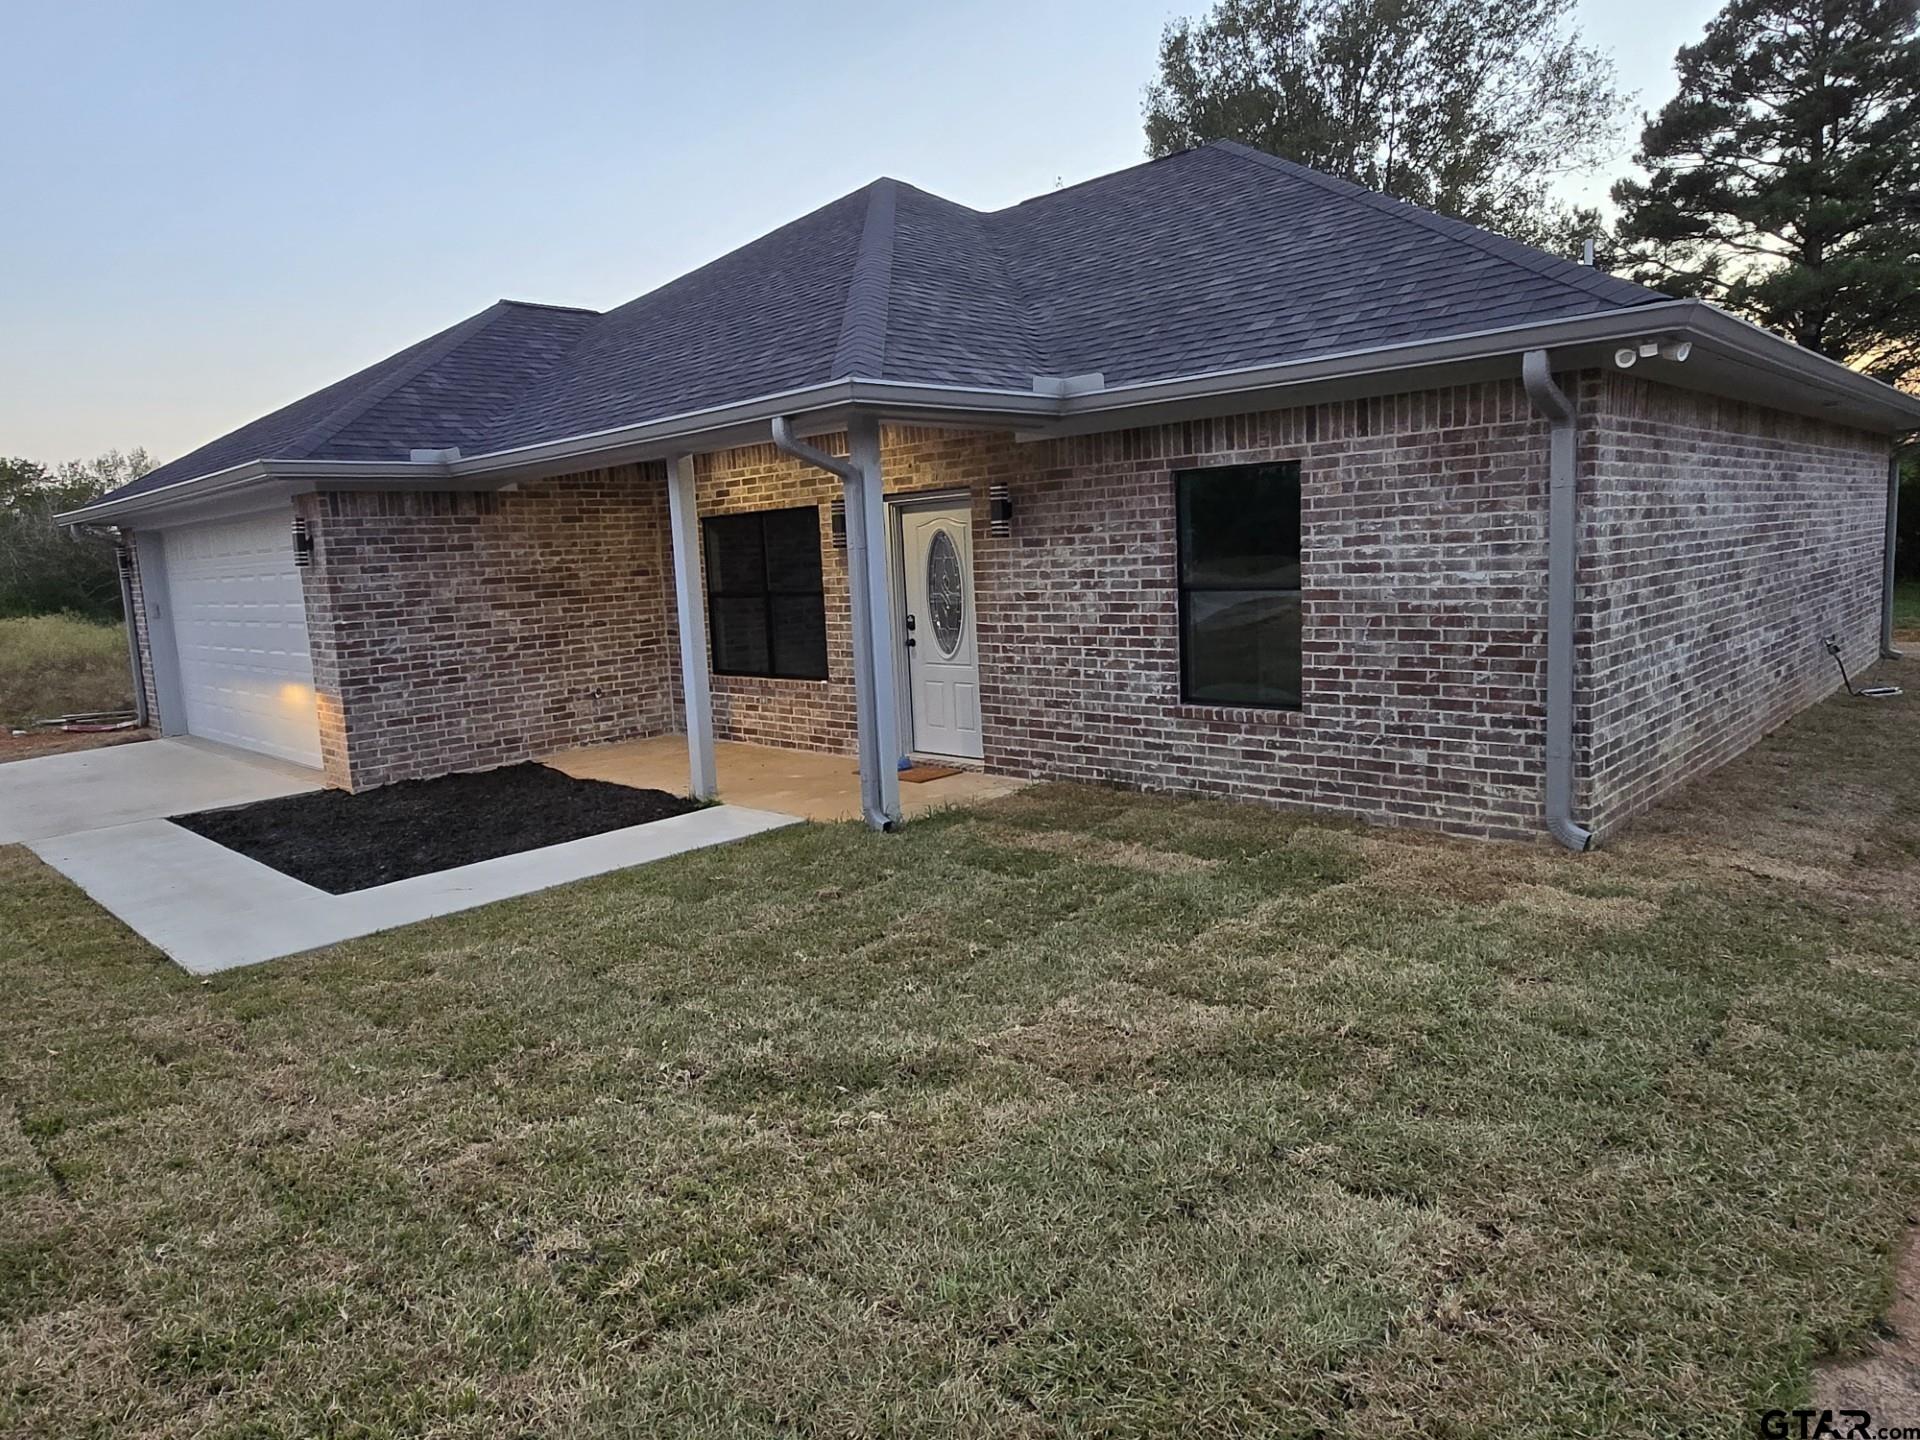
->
[0,737,319,845]
[30,805,800,974]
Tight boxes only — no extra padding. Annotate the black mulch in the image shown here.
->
[172,763,704,895]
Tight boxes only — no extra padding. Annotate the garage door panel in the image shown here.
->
[163,514,323,768]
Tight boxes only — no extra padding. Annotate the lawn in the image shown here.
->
[3,656,1918,1437]
[0,612,131,728]
[1896,578,1920,635]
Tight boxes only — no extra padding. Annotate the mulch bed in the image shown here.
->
[173,763,703,894]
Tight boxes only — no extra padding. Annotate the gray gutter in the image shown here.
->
[61,298,1920,528]
[1889,448,1909,660]
[56,456,455,526]
[1034,298,1920,429]
[1521,349,1594,853]
[447,377,1060,480]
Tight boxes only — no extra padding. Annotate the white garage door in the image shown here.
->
[162,512,323,768]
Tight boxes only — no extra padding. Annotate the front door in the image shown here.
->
[898,500,983,760]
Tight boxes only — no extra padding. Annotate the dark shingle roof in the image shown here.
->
[108,300,598,502]
[101,142,1668,505]
[480,188,872,454]
[993,142,1659,385]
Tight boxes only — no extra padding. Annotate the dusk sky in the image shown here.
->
[2,0,1721,468]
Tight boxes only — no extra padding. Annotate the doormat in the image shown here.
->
[899,764,963,783]
[849,763,966,783]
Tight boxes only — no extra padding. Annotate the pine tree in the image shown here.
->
[1613,0,1920,387]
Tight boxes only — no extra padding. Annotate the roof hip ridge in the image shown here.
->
[831,178,898,380]
[1208,140,1645,308]
[496,298,602,316]
[283,302,512,460]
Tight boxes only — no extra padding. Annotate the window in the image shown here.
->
[1176,461,1302,708]
[703,507,828,679]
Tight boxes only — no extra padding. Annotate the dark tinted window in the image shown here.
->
[1177,463,1302,708]
[703,508,828,680]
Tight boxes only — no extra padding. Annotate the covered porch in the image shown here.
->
[547,735,1025,824]
[651,412,996,831]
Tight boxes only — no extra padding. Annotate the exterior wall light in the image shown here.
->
[989,484,1013,537]
[291,515,314,567]
[830,498,847,549]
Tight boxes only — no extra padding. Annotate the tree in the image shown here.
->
[1612,0,1920,387]
[0,449,155,620]
[1143,0,1625,248]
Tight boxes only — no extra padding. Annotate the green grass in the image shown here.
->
[4,656,1920,1437]
[0,612,130,727]
[1895,578,1920,634]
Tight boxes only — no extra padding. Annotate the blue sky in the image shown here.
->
[1,0,1721,466]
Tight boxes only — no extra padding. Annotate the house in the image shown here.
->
[61,141,1917,846]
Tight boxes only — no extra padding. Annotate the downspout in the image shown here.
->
[1521,349,1594,852]
[769,415,895,831]
[1884,447,1907,660]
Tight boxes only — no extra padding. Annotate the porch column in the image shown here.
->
[845,416,903,827]
[666,453,717,801]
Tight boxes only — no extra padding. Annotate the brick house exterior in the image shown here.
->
[72,144,1914,846]
[253,370,1889,843]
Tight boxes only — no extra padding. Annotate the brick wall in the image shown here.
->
[129,369,1886,842]
[1575,373,1890,834]
[686,446,856,754]
[694,384,1556,839]
[688,430,1010,757]
[300,467,677,789]
[974,386,1552,839]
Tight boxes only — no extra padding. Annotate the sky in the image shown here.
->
[0,0,1722,468]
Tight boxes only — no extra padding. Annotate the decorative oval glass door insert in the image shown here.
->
[927,529,964,657]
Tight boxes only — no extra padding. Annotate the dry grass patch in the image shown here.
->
[984,982,1239,1081]
[1493,882,1661,931]
[0,613,130,728]
[1815,1229,1920,1420]
[970,822,1221,875]
[1619,654,1920,917]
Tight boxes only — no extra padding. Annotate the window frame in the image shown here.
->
[1174,460,1304,711]
[701,505,829,682]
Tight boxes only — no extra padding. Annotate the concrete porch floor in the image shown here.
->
[544,734,1028,823]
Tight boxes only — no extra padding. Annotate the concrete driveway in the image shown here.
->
[7,735,801,974]
[0,737,321,845]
